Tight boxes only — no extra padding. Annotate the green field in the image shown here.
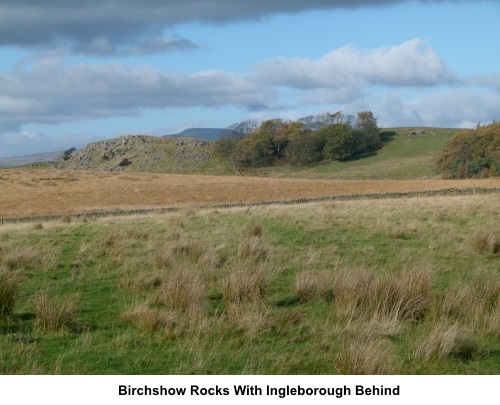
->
[1,193,498,374]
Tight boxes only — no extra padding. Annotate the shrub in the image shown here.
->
[119,158,132,167]
[62,147,76,161]
[437,121,500,178]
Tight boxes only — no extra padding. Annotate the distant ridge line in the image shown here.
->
[162,127,231,141]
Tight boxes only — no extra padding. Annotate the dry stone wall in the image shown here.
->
[2,187,499,225]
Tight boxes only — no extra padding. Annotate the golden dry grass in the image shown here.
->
[0,168,499,218]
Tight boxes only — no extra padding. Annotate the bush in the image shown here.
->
[437,121,500,178]
[62,147,76,161]
[119,158,132,167]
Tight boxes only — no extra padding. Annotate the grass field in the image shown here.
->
[1,193,499,374]
[1,168,499,219]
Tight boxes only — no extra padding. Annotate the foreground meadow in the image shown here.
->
[0,194,499,374]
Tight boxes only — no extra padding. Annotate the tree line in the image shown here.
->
[214,111,381,169]
[437,121,500,178]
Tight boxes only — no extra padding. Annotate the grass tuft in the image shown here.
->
[413,321,475,361]
[237,235,267,261]
[156,266,205,314]
[0,271,21,316]
[335,337,397,374]
[470,230,499,254]
[34,291,77,331]
[221,263,268,304]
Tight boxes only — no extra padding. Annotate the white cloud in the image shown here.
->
[0,39,497,138]
[464,72,500,92]
[254,39,455,89]
[374,89,500,128]
[0,56,274,126]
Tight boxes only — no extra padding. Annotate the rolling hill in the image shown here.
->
[163,127,231,141]
[18,127,463,179]
[0,151,63,168]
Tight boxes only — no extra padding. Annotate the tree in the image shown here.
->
[213,120,258,159]
[232,129,275,168]
[352,111,380,154]
[437,121,500,178]
[320,123,354,161]
[62,147,76,161]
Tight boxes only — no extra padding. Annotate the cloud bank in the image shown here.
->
[0,0,483,54]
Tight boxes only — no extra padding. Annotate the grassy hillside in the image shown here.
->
[54,128,460,179]
[1,194,498,374]
[242,128,461,179]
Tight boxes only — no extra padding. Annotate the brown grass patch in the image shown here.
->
[1,169,498,218]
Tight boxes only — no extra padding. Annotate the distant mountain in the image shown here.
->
[0,151,63,168]
[163,128,232,141]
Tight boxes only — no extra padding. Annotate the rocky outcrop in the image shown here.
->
[56,135,218,173]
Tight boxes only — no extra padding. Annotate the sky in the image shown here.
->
[0,0,499,157]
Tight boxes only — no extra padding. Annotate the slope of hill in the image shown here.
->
[241,128,462,179]
[0,151,63,168]
[52,127,461,179]
[163,127,231,141]
[56,135,234,175]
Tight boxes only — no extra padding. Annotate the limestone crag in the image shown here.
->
[57,135,219,173]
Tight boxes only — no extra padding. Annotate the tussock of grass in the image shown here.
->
[121,304,174,333]
[34,291,77,331]
[221,264,268,304]
[295,269,336,302]
[237,235,267,261]
[470,230,499,254]
[413,321,475,361]
[0,271,21,315]
[332,265,433,322]
[1,246,44,270]
[156,266,205,314]
[226,302,270,337]
[335,337,398,374]
[154,245,173,270]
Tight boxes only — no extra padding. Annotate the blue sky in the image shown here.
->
[0,0,499,157]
